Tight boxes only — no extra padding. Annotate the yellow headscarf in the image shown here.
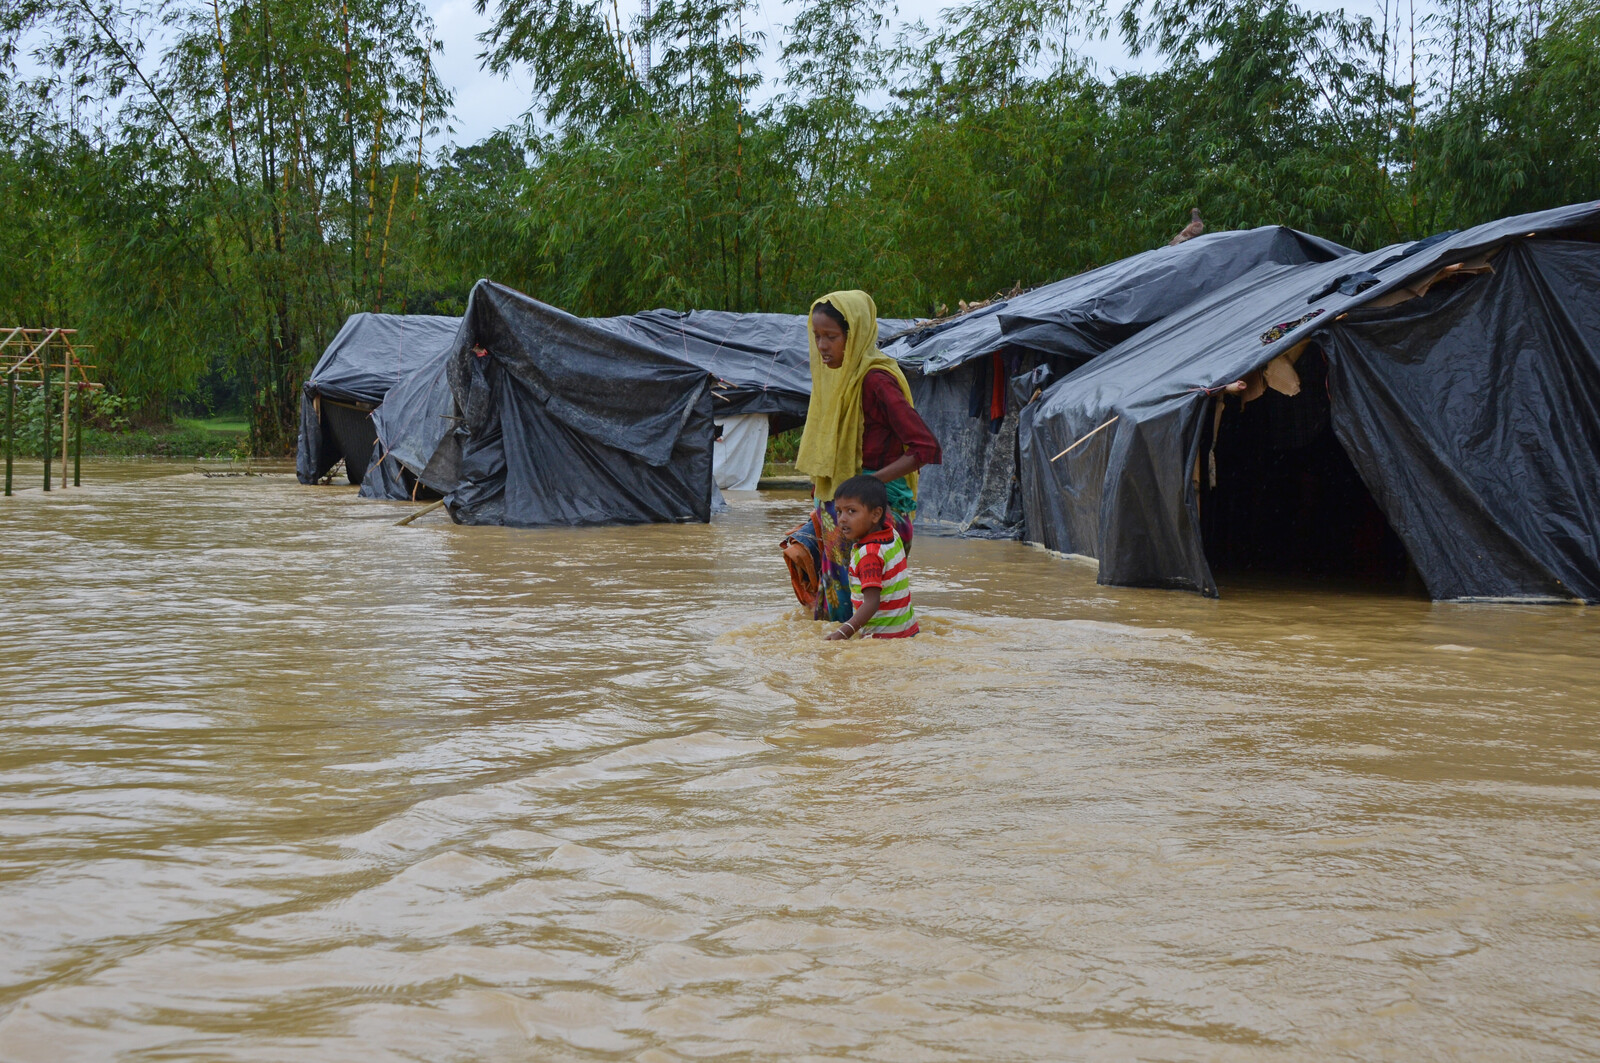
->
[795,290,919,503]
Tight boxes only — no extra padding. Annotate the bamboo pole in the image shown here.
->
[363,105,386,281]
[40,344,51,491]
[1049,416,1119,462]
[374,171,401,310]
[399,48,430,315]
[60,346,71,489]
[73,382,83,487]
[395,497,445,525]
[4,371,13,496]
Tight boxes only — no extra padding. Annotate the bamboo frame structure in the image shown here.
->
[2,328,102,497]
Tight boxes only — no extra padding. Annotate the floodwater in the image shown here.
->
[1,462,1597,1062]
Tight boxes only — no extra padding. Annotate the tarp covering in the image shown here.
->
[360,303,914,502]
[297,312,460,484]
[359,344,455,501]
[1019,200,1600,600]
[895,227,1356,537]
[884,226,1354,375]
[1324,238,1600,601]
[371,280,716,527]
[589,310,812,422]
[585,309,913,425]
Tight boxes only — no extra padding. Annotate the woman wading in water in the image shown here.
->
[784,290,941,622]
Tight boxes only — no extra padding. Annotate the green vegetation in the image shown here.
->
[1,388,248,458]
[766,428,804,466]
[2,0,1596,455]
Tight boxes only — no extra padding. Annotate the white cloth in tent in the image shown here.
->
[713,413,769,491]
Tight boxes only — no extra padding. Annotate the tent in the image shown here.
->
[1019,201,1600,601]
[882,227,1356,537]
[360,300,914,500]
[586,310,812,491]
[296,313,460,484]
[361,280,723,526]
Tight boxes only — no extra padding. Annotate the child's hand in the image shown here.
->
[824,627,850,641]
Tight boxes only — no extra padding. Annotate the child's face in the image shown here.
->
[834,496,884,542]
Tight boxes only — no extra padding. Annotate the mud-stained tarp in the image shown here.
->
[373,281,717,527]
[296,312,460,484]
[1019,200,1600,601]
[892,227,1356,538]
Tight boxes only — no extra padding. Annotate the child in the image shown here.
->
[823,475,920,640]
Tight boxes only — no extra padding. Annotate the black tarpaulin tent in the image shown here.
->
[370,280,719,527]
[588,310,813,427]
[882,227,1356,538]
[297,312,460,484]
[360,302,915,501]
[584,308,913,426]
[1019,201,1600,601]
[358,342,456,501]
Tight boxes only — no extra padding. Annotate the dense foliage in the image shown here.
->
[2,0,1595,452]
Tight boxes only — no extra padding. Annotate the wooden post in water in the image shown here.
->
[40,345,51,491]
[4,372,13,497]
[73,382,83,487]
[60,347,71,489]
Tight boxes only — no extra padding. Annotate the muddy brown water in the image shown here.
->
[1,461,1597,1061]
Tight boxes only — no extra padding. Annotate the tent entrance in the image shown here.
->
[1198,347,1413,587]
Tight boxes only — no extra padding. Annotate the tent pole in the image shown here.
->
[4,372,13,497]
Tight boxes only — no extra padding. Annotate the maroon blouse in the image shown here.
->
[862,369,942,471]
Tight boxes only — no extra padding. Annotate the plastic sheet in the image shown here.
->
[883,227,1353,376]
[357,303,913,499]
[893,227,1355,538]
[297,313,459,484]
[713,413,769,491]
[1324,239,1600,601]
[1020,200,1600,600]
[378,281,718,527]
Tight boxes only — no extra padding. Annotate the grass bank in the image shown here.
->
[78,417,250,460]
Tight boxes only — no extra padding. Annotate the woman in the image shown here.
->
[785,290,941,622]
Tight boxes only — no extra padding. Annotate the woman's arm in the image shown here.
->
[825,586,880,640]
[863,371,942,479]
[873,452,922,484]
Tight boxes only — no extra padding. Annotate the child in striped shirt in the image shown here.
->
[823,475,920,640]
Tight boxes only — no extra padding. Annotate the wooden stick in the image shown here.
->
[395,498,445,526]
[60,346,71,488]
[74,383,83,487]
[40,344,51,491]
[4,371,13,496]
[1050,416,1119,462]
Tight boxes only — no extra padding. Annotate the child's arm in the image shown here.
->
[825,587,879,640]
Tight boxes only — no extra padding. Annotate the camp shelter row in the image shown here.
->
[297,199,1600,603]
[296,299,874,502]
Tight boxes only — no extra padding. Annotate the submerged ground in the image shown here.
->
[1,463,1597,1061]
